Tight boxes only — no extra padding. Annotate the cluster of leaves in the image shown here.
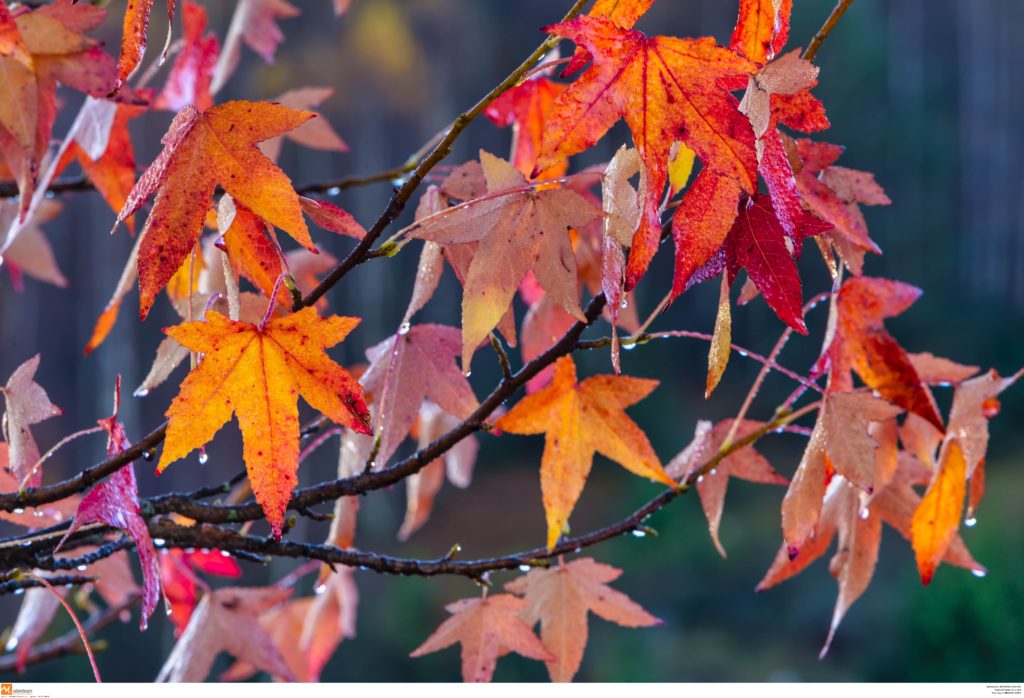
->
[0,0,1017,684]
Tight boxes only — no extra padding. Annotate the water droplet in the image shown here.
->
[736,350,748,358]
[198,450,209,465]
[696,475,704,484]
[184,547,196,554]
[464,371,472,378]
[631,529,646,538]
[13,508,24,515]
[314,583,328,595]
[134,388,150,397]
[143,449,155,462]
[573,546,582,554]
[326,187,341,196]
[972,568,987,578]
[5,637,18,651]
[622,343,636,351]
[518,564,531,573]
[13,588,24,596]
[398,321,411,335]
[153,538,166,547]
[859,507,870,520]
[709,468,717,476]
[965,515,977,528]
[32,510,44,517]
[619,298,628,309]
[76,564,88,571]
[220,550,232,557]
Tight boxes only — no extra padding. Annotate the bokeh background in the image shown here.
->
[1,0,1022,683]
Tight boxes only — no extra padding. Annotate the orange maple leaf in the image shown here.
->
[535,15,757,290]
[505,557,660,682]
[410,593,553,682]
[911,439,967,585]
[115,100,317,319]
[729,0,793,64]
[157,307,370,538]
[495,355,674,549]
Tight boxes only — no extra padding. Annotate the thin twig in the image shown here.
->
[803,0,855,61]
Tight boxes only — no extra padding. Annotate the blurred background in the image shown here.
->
[1,0,1022,683]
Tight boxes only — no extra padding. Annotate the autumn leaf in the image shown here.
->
[760,452,984,656]
[0,0,120,220]
[160,548,242,636]
[115,100,316,319]
[154,0,218,111]
[724,194,829,333]
[157,586,296,682]
[411,593,553,682]
[157,308,371,538]
[0,199,66,289]
[260,86,348,161]
[55,377,160,630]
[946,369,1020,482]
[911,440,967,585]
[399,401,479,540]
[211,0,300,95]
[730,0,793,64]
[114,0,175,88]
[706,274,733,396]
[485,76,567,179]
[505,557,660,682]
[1,354,62,488]
[535,15,757,289]
[408,151,600,369]
[360,323,478,467]
[782,391,901,554]
[668,420,787,557]
[828,276,943,429]
[55,97,149,227]
[495,355,674,549]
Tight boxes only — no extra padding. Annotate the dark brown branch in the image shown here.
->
[0,424,166,513]
[144,404,819,579]
[0,574,95,596]
[803,0,855,61]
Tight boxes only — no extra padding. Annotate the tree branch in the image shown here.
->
[143,402,819,580]
[803,0,855,61]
